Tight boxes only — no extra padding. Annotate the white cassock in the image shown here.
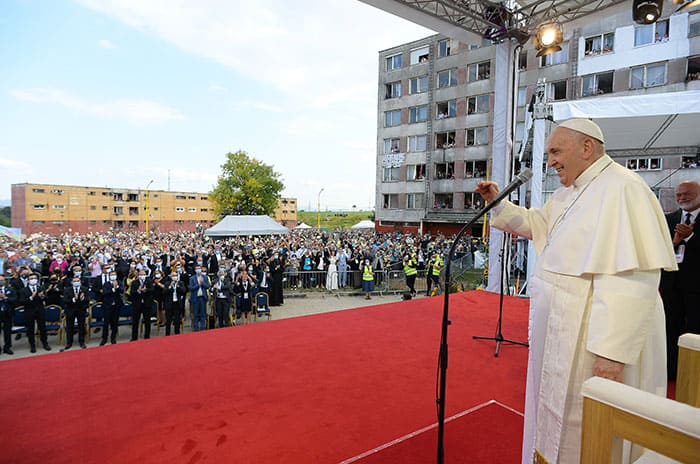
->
[490,155,677,464]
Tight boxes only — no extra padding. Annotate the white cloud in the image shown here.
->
[232,99,284,114]
[74,0,433,110]
[10,87,184,125]
[0,157,32,172]
[98,38,117,49]
[207,84,229,94]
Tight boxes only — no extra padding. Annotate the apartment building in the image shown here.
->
[375,6,700,234]
[11,182,297,235]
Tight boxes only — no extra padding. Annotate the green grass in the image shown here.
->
[297,210,374,230]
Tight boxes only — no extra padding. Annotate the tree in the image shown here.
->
[210,150,284,218]
[0,207,10,227]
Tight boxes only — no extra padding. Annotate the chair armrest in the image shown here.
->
[678,333,700,351]
[582,377,700,439]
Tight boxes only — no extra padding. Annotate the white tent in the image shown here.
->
[294,222,312,229]
[351,219,376,229]
[204,215,289,237]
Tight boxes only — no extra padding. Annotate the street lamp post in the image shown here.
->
[317,188,324,230]
[145,180,154,238]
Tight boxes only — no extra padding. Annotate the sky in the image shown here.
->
[0,0,434,210]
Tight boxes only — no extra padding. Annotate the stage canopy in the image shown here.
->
[294,222,313,230]
[204,215,289,237]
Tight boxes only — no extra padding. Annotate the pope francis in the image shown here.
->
[475,119,677,464]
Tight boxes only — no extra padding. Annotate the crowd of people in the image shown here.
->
[0,228,481,354]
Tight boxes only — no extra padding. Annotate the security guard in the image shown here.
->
[403,253,418,297]
[427,253,443,296]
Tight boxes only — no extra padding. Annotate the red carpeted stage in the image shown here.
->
[0,291,529,464]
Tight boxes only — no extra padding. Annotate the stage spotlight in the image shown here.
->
[633,0,663,24]
[534,23,563,57]
[674,0,700,12]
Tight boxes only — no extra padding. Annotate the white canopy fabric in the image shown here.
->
[204,215,289,237]
[350,220,376,229]
[294,222,312,229]
[552,90,700,151]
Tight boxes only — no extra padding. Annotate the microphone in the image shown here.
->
[488,168,533,207]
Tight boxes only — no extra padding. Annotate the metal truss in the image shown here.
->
[394,0,628,41]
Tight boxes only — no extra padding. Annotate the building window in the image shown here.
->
[437,69,458,88]
[407,193,425,209]
[52,204,65,209]
[188,207,197,212]
[687,56,700,81]
[384,138,400,154]
[409,75,429,94]
[88,191,96,196]
[410,46,430,65]
[468,61,491,82]
[201,208,208,212]
[382,167,400,182]
[518,51,527,70]
[547,80,567,101]
[408,135,427,152]
[682,156,699,168]
[175,207,185,213]
[436,100,457,119]
[128,207,139,216]
[113,193,123,201]
[433,193,453,209]
[113,206,123,215]
[385,81,402,99]
[434,162,455,179]
[465,160,487,178]
[386,53,402,71]
[436,131,456,149]
[540,43,569,66]
[690,14,700,36]
[382,194,399,209]
[409,105,428,123]
[584,32,615,56]
[582,71,614,97]
[466,127,489,146]
[407,164,426,180]
[31,188,45,193]
[634,19,669,46]
[467,95,490,114]
[515,122,526,143]
[517,87,527,107]
[32,220,45,225]
[102,206,108,210]
[630,63,666,89]
[385,110,401,127]
[626,158,662,170]
[153,207,159,211]
[127,193,139,201]
[188,196,196,200]
[50,189,65,195]
[175,195,186,200]
[89,205,97,210]
[438,39,451,58]
[199,196,207,200]
[89,220,97,225]
[32,204,46,210]
[464,192,484,210]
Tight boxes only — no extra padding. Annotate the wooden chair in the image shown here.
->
[676,333,700,408]
[580,377,700,464]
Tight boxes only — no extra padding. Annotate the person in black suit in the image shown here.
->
[0,274,18,355]
[211,270,232,328]
[61,275,89,350]
[163,271,187,335]
[19,272,51,353]
[100,269,123,345]
[130,269,154,341]
[660,180,700,380]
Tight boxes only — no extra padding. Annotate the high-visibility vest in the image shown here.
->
[404,258,417,276]
[432,256,443,276]
[362,265,374,281]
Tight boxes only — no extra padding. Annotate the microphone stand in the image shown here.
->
[472,232,528,356]
[436,169,531,464]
